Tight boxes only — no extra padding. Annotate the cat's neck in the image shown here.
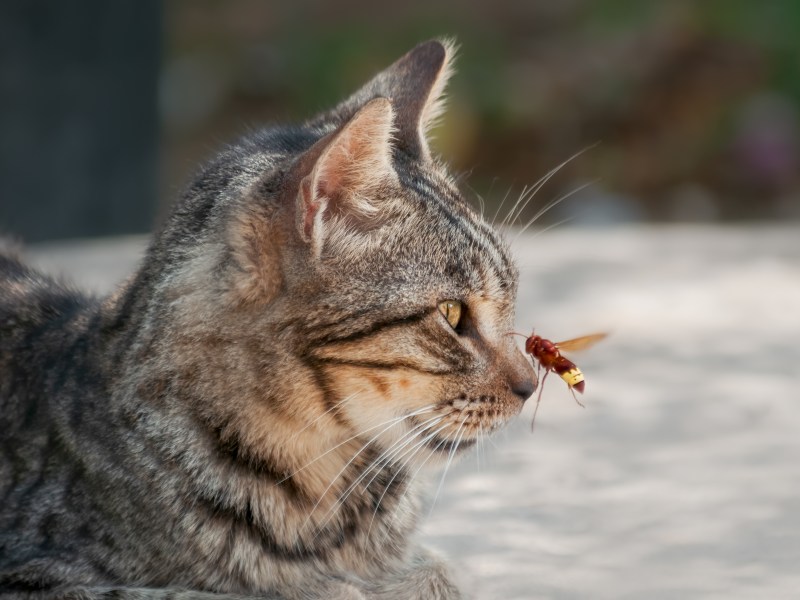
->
[117,316,414,528]
[172,396,419,559]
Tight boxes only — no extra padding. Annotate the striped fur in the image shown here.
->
[0,40,534,600]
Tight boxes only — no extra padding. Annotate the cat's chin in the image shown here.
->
[409,397,526,446]
[398,404,522,467]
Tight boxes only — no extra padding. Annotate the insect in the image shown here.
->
[512,331,607,430]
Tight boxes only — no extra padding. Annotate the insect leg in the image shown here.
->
[569,386,585,408]
[530,370,549,432]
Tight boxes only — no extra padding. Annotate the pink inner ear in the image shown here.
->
[302,146,348,238]
[313,144,348,202]
[300,176,324,240]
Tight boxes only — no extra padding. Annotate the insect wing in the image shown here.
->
[554,332,608,354]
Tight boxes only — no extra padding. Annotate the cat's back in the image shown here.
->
[0,248,95,427]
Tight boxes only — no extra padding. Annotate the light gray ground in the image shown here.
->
[27,225,800,599]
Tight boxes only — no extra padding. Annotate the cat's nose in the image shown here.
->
[505,346,537,403]
[510,376,536,403]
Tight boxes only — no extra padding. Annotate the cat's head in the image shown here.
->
[156,40,536,468]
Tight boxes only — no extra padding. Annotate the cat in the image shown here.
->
[0,39,535,600]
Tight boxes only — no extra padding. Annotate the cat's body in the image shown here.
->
[0,41,535,599]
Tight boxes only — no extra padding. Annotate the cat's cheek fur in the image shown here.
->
[325,365,446,436]
[322,362,525,468]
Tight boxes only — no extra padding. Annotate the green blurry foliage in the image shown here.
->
[162,0,800,222]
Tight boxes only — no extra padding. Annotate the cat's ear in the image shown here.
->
[314,39,456,161]
[296,97,397,253]
[228,98,395,305]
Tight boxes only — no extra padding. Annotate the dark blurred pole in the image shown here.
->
[0,1,161,242]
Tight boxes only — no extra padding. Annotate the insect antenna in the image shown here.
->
[505,331,530,339]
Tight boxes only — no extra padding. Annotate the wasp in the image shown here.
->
[512,331,607,430]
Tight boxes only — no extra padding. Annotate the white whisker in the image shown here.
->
[311,416,447,539]
[348,416,445,503]
[293,393,358,437]
[298,407,437,532]
[279,404,436,484]
[491,182,516,226]
[501,144,598,229]
[466,182,486,219]
[528,214,576,241]
[428,414,470,518]
[500,184,534,229]
[512,180,595,245]
[363,418,453,541]
[503,180,547,229]
[338,417,446,507]
[372,425,453,546]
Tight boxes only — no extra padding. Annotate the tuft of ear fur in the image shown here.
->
[297,97,397,254]
[312,39,457,161]
[417,38,458,141]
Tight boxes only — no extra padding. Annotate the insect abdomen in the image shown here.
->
[555,359,585,392]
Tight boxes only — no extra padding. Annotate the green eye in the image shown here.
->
[438,300,462,329]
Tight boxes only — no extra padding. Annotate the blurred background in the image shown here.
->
[2,0,800,241]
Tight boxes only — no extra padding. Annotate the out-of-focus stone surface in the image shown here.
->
[28,236,148,294]
[26,225,800,599]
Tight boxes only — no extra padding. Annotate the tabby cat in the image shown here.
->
[0,40,535,600]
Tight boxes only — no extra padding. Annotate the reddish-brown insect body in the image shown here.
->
[525,335,586,394]
[516,331,607,430]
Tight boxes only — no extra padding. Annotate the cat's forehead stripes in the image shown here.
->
[395,167,517,298]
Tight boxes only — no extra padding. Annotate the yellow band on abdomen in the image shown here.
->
[559,368,584,388]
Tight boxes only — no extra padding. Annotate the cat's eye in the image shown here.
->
[438,300,462,330]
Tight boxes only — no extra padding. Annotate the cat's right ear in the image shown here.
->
[293,97,397,256]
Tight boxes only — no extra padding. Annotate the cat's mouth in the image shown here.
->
[424,434,477,454]
[406,411,498,455]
